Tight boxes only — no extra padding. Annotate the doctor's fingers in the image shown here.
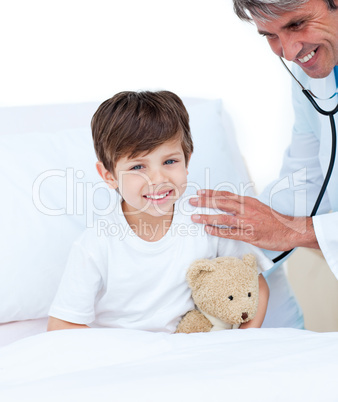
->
[196,190,240,199]
[191,212,240,228]
[204,220,257,243]
[190,194,248,214]
[204,213,277,248]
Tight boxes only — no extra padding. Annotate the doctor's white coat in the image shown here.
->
[259,64,338,279]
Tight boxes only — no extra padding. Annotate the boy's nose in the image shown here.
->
[148,168,167,185]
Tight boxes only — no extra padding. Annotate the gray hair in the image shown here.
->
[233,0,338,22]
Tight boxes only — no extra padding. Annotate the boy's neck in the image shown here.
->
[121,201,174,242]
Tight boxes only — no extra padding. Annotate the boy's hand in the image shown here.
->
[239,274,269,329]
[47,316,89,331]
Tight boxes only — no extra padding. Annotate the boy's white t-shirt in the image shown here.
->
[49,198,273,333]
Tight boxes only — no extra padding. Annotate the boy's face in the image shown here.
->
[97,136,190,217]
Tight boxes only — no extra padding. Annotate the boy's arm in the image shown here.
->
[47,316,89,331]
[239,274,269,329]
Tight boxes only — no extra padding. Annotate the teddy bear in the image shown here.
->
[176,254,259,333]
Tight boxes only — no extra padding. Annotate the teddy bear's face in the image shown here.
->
[187,255,259,325]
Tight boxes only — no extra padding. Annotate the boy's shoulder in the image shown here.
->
[74,210,122,249]
[173,196,223,244]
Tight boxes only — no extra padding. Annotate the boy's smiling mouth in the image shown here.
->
[143,189,173,201]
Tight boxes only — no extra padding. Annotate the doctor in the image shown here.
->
[190,0,338,278]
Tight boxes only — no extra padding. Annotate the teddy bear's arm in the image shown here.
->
[175,309,213,334]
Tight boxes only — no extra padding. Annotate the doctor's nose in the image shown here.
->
[269,34,302,62]
[278,35,302,62]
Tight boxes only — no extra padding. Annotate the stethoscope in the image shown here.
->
[272,58,338,263]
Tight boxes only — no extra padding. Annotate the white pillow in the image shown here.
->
[0,98,251,323]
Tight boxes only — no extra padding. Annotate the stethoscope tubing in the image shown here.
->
[272,90,338,264]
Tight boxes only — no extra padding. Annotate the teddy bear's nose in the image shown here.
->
[241,312,248,320]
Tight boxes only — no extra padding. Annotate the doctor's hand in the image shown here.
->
[189,190,319,251]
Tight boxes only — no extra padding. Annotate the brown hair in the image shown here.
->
[91,91,193,173]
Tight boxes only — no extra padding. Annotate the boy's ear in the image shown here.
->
[96,161,118,190]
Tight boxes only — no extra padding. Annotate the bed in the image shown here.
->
[0,98,337,401]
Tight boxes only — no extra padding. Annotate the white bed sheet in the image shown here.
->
[0,328,337,402]
[0,318,48,348]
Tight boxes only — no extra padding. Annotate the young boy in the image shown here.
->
[47,91,271,332]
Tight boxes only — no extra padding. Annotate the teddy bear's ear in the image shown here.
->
[242,254,257,272]
[186,259,216,289]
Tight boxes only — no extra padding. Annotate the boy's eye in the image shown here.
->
[164,159,176,165]
[131,165,143,170]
